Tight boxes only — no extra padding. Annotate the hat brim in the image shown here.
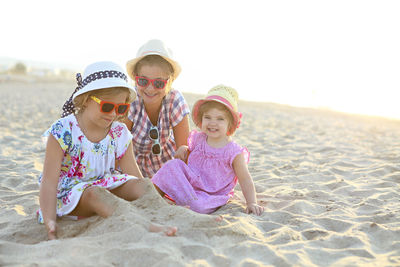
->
[126,53,181,81]
[191,99,240,134]
[72,78,136,100]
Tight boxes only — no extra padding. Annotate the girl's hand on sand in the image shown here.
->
[46,220,57,240]
[246,203,264,216]
[174,145,188,162]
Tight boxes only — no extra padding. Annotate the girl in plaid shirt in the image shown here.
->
[125,39,190,178]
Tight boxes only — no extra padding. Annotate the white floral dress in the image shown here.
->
[37,114,137,222]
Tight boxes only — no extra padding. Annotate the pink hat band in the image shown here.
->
[206,95,236,111]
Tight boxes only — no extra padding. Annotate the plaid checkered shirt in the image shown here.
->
[128,89,190,178]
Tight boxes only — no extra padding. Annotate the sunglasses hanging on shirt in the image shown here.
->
[149,125,161,155]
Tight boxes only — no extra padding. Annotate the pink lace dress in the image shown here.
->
[152,130,249,214]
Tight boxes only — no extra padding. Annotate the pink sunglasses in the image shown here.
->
[135,76,168,90]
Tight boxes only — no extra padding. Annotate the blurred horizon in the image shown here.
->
[1,56,399,122]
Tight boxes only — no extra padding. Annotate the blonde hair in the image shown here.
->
[197,101,235,136]
[73,87,134,121]
[133,55,174,92]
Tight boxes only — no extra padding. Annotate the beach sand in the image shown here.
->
[0,81,399,266]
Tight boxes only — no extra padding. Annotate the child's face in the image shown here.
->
[201,107,230,140]
[136,64,169,106]
[85,91,129,128]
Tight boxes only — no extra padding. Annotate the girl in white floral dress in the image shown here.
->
[38,61,177,240]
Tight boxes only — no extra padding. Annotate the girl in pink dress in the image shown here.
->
[152,85,264,215]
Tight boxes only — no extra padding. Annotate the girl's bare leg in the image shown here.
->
[70,186,114,218]
[110,179,146,201]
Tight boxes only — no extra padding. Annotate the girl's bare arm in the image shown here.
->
[39,135,64,239]
[119,142,144,178]
[172,114,190,149]
[233,153,264,216]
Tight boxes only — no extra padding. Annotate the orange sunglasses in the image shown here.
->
[90,96,130,115]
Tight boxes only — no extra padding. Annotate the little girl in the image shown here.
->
[38,61,177,240]
[152,85,264,215]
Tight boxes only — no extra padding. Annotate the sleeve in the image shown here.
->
[127,99,138,123]
[114,122,134,160]
[187,130,200,151]
[46,118,72,153]
[229,142,250,166]
[169,90,190,128]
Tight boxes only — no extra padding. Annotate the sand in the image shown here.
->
[0,80,399,266]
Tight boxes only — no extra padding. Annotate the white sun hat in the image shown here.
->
[72,61,135,100]
[60,61,136,118]
[126,39,181,81]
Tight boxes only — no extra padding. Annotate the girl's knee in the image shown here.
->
[83,186,102,201]
[131,178,147,196]
[73,186,114,218]
[116,179,147,201]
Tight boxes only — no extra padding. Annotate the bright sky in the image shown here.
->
[2,0,400,119]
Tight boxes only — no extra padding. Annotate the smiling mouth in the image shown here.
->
[207,127,218,132]
[103,117,113,122]
[144,91,157,97]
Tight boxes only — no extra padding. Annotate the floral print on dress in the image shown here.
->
[38,114,137,218]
